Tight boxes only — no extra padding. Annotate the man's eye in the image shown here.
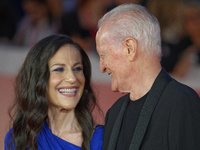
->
[73,67,83,72]
[53,67,64,72]
[100,55,105,60]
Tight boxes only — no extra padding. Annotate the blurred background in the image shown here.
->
[1,0,200,149]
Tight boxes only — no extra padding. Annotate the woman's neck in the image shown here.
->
[47,108,81,135]
[46,108,83,146]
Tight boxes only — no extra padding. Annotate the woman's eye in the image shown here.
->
[73,67,83,72]
[53,67,64,72]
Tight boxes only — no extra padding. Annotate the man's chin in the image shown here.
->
[111,85,127,94]
[111,85,119,92]
[112,89,119,92]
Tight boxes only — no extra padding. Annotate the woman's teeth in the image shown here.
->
[59,88,77,94]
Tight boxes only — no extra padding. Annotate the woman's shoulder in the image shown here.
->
[95,124,104,129]
[5,128,13,141]
[93,124,104,136]
[90,124,104,150]
[5,128,14,150]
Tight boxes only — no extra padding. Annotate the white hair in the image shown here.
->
[98,3,162,57]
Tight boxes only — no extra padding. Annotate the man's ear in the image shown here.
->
[124,37,137,62]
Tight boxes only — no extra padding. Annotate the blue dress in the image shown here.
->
[5,121,103,150]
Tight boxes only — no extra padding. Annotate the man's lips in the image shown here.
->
[108,72,112,76]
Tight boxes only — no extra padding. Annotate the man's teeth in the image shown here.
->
[59,88,77,94]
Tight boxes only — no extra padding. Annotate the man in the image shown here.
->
[95,3,200,150]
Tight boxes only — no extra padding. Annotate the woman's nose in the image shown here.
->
[65,71,76,83]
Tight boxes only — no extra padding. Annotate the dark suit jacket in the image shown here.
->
[103,68,200,150]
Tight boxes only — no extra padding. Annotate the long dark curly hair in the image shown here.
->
[8,34,98,150]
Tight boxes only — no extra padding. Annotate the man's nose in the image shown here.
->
[100,60,106,73]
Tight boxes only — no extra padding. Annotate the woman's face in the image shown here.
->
[46,44,85,111]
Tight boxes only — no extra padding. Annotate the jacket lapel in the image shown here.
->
[129,68,171,150]
[107,96,129,150]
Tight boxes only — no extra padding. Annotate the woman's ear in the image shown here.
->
[125,37,137,62]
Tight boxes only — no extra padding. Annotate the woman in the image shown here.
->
[5,34,103,150]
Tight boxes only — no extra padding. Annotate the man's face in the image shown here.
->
[96,30,130,93]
